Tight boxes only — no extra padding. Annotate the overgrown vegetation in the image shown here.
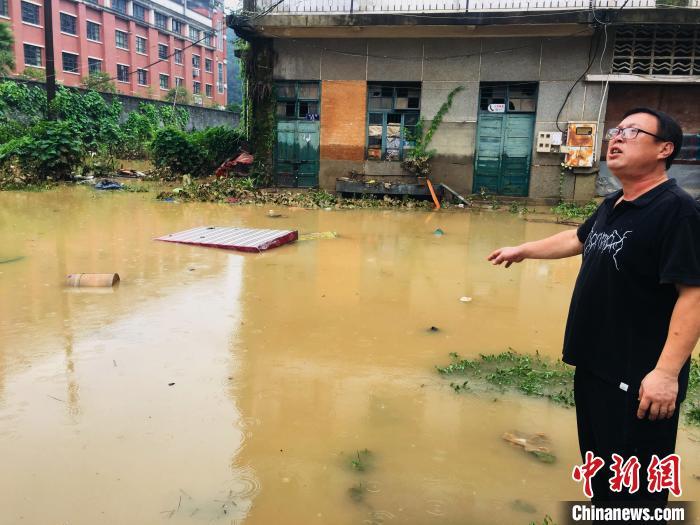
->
[0,81,242,185]
[80,72,117,94]
[402,85,464,178]
[437,352,700,426]
[551,200,598,221]
[0,23,15,78]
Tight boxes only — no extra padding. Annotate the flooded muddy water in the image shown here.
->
[0,187,698,524]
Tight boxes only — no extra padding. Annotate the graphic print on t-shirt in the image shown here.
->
[583,225,633,271]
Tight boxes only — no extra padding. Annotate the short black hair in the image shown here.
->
[621,107,683,169]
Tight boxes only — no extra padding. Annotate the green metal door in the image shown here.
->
[275,121,319,188]
[474,113,534,197]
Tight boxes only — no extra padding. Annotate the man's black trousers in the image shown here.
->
[574,366,681,505]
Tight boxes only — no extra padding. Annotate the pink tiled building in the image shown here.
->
[0,0,228,106]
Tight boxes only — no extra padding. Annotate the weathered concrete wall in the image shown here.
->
[272,34,608,198]
[14,80,239,131]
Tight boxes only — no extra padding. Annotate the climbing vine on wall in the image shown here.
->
[402,85,464,179]
[240,38,275,187]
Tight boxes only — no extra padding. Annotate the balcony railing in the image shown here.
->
[252,0,699,13]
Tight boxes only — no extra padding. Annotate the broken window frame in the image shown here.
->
[366,83,421,162]
[274,81,321,121]
[478,82,538,114]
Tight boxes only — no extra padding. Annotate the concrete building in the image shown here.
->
[230,0,700,200]
[1,0,228,107]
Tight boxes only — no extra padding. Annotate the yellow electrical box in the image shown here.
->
[565,122,597,168]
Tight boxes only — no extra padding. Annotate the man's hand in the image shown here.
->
[487,246,527,268]
[637,368,679,421]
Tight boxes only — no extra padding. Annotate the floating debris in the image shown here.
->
[459,296,472,303]
[434,228,444,236]
[0,256,25,264]
[298,232,338,241]
[503,431,556,464]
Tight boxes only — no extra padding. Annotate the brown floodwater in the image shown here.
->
[0,187,697,525]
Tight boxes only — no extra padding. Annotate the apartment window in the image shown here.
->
[60,13,77,35]
[217,62,224,93]
[115,30,128,49]
[23,43,42,67]
[175,77,183,88]
[276,81,319,121]
[192,54,200,69]
[205,33,213,47]
[366,83,420,161]
[159,74,169,89]
[204,58,212,73]
[172,19,183,34]
[135,36,147,54]
[88,57,102,73]
[205,84,212,98]
[137,69,148,86]
[132,3,146,22]
[158,43,168,60]
[87,21,100,41]
[189,27,199,41]
[154,12,167,30]
[117,64,129,83]
[174,49,183,65]
[193,81,200,95]
[21,1,40,25]
[62,52,78,74]
[112,0,126,14]
[1,0,9,17]
[479,83,537,113]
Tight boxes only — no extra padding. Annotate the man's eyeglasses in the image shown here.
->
[605,127,668,142]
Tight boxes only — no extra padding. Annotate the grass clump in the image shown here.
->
[436,350,575,407]
[551,200,598,221]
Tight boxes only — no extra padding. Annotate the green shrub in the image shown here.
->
[0,81,47,124]
[193,126,245,173]
[80,72,117,94]
[51,87,122,153]
[151,127,205,177]
[0,120,83,180]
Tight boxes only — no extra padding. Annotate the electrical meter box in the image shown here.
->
[564,122,597,167]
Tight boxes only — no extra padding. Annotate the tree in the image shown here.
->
[80,72,117,93]
[0,23,15,78]
[164,85,191,105]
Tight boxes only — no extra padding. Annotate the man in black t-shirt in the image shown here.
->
[488,108,700,508]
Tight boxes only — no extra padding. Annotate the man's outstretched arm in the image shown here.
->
[487,229,584,268]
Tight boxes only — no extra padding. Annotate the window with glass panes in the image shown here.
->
[217,62,224,93]
[87,21,100,41]
[478,83,537,113]
[112,0,126,14]
[159,74,169,89]
[115,30,128,49]
[158,44,168,60]
[205,84,212,97]
[172,19,183,34]
[174,49,183,64]
[189,27,199,41]
[60,13,76,34]
[367,83,420,161]
[117,64,129,82]
[193,82,200,95]
[21,1,40,24]
[23,44,41,66]
[205,58,212,73]
[133,3,146,21]
[62,52,78,73]
[136,36,146,54]
[137,69,148,85]
[275,82,320,121]
[88,57,102,73]
[192,54,200,68]
[154,12,167,30]
[1,0,8,17]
